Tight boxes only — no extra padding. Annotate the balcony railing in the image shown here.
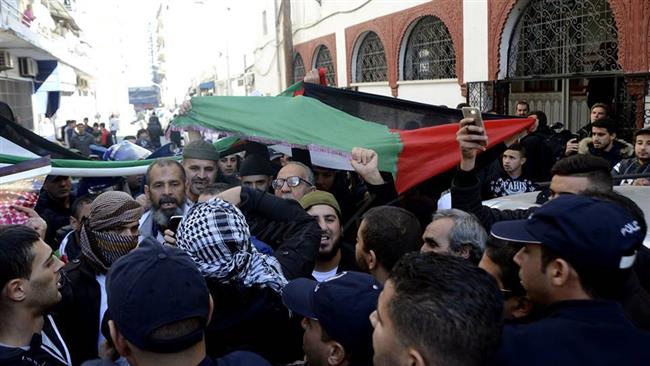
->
[0,0,94,75]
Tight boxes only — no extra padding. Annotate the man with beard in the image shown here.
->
[576,117,633,169]
[0,225,69,366]
[139,158,188,243]
[182,139,220,204]
[36,175,76,248]
[52,191,143,365]
[300,191,358,281]
[515,101,529,117]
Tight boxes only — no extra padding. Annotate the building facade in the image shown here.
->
[0,0,96,137]
[251,0,649,133]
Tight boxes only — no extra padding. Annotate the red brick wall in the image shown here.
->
[293,33,337,82]
[343,1,463,96]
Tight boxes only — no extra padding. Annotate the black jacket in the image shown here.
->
[0,315,71,366]
[451,168,533,231]
[451,167,650,329]
[612,157,650,185]
[338,242,360,273]
[51,258,101,366]
[578,137,634,169]
[205,280,303,364]
[520,128,555,182]
[490,300,650,366]
[239,187,321,280]
[35,190,76,249]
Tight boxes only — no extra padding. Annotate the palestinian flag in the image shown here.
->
[172,84,534,193]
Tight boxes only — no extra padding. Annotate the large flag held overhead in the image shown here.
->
[292,81,517,128]
[172,85,534,193]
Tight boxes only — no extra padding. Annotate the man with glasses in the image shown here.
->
[273,161,316,201]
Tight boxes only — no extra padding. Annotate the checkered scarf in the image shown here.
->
[176,198,287,293]
[79,191,143,274]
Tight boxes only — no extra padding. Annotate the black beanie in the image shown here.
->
[239,154,273,176]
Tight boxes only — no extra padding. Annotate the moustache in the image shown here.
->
[159,195,179,205]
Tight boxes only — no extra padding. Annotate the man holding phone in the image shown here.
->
[461,107,487,146]
[140,158,189,244]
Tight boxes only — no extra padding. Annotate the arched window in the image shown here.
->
[313,45,336,86]
[293,54,305,84]
[402,16,456,80]
[507,0,620,78]
[355,32,387,82]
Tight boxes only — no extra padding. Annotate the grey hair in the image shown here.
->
[432,209,487,265]
[286,161,315,185]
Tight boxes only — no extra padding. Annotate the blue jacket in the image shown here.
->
[491,300,650,366]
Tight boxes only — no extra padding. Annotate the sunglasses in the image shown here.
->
[272,176,313,190]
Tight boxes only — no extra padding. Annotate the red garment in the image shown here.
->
[101,129,110,146]
[22,9,35,26]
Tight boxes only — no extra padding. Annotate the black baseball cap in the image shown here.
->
[491,195,644,270]
[281,271,381,359]
[107,239,210,353]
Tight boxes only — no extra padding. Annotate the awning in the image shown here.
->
[199,81,215,90]
[35,61,77,93]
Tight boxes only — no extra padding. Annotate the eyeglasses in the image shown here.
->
[272,176,313,190]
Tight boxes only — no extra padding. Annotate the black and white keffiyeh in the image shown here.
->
[176,197,287,293]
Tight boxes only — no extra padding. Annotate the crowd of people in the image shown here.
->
[1,94,650,366]
[58,112,168,158]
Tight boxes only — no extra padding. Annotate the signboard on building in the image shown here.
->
[128,86,160,111]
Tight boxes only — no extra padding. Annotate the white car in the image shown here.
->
[483,186,650,248]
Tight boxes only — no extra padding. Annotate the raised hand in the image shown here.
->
[350,147,384,185]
